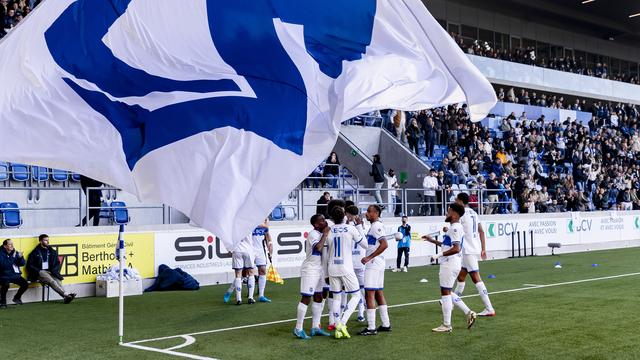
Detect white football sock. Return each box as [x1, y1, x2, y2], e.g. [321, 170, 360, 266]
[358, 288, 365, 318]
[331, 293, 343, 326]
[454, 281, 466, 296]
[327, 297, 335, 325]
[476, 282, 494, 311]
[451, 293, 471, 314]
[234, 277, 242, 302]
[295, 302, 307, 331]
[312, 301, 324, 329]
[441, 295, 453, 327]
[340, 292, 361, 325]
[340, 290, 348, 315]
[367, 308, 377, 330]
[378, 304, 390, 327]
[247, 275, 256, 299]
[258, 275, 267, 297]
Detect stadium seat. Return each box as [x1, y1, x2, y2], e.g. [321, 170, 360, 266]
[10, 163, 30, 182]
[270, 205, 285, 221]
[283, 206, 296, 220]
[71, 173, 81, 182]
[31, 166, 49, 183]
[0, 202, 23, 228]
[0, 162, 9, 183]
[110, 201, 130, 225]
[51, 169, 69, 183]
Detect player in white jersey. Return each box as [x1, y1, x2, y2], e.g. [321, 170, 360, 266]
[323, 199, 346, 331]
[230, 235, 255, 305]
[346, 205, 367, 322]
[250, 219, 273, 303]
[327, 206, 364, 339]
[294, 214, 332, 339]
[423, 203, 476, 332]
[359, 205, 391, 336]
[454, 193, 495, 316]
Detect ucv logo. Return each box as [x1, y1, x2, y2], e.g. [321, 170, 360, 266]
[44, 0, 376, 169]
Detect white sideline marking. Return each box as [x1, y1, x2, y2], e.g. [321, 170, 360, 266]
[523, 283, 543, 287]
[166, 336, 197, 351]
[121, 271, 640, 359]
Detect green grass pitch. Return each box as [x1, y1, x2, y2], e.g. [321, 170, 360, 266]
[2, 247, 640, 360]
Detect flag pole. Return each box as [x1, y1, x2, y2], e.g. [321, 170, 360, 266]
[117, 224, 125, 344]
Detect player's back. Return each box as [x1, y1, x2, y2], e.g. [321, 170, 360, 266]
[460, 207, 480, 255]
[327, 223, 359, 277]
[251, 226, 268, 250]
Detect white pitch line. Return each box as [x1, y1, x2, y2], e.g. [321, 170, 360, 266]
[523, 283, 543, 287]
[121, 271, 640, 358]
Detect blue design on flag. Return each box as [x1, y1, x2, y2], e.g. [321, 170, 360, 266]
[44, 0, 376, 169]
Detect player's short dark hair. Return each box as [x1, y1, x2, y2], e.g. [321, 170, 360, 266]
[345, 205, 359, 216]
[310, 214, 324, 227]
[368, 204, 381, 216]
[330, 206, 346, 224]
[327, 199, 346, 215]
[456, 192, 470, 205]
[345, 200, 355, 208]
[38, 234, 49, 242]
[2, 239, 10, 246]
[449, 203, 465, 217]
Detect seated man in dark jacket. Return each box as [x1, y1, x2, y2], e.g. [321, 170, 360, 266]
[26, 234, 76, 304]
[0, 239, 28, 308]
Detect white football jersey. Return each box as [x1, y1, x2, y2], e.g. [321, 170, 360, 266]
[441, 222, 464, 263]
[460, 207, 481, 255]
[327, 223, 362, 277]
[301, 229, 323, 274]
[233, 235, 254, 255]
[365, 221, 385, 258]
[250, 226, 268, 251]
[350, 223, 366, 270]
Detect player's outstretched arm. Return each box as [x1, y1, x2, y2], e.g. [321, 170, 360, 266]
[422, 235, 442, 246]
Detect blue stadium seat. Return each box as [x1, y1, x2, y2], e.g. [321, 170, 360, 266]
[51, 169, 69, 182]
[110, 201, 130, 225]
[0, 202, 22, 228]
[31, 166, 49, 182]
[10, 163, 30, 182]
[71, 173, 81, 182]
[270, 205, 285, 221]
[0, 162, 9, 182]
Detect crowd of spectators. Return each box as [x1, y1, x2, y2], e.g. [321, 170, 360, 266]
[383, 89, 640, 214]
[453, 33, 640, 85]
[1, 0, 39, 39]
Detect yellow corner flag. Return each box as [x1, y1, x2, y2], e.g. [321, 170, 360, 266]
[266, 263, 284, 284]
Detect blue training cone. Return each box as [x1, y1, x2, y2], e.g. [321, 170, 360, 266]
[487, 274, 496, 279]
[591, 263, 599, 267]
[554, 261, 562, 269]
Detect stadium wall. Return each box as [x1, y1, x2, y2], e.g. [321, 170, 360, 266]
[3, 211, 640, 302]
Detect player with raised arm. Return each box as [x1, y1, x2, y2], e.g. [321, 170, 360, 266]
[453, 193, 495, 316]
[294, 214, 332, 339]
[346, 205, 368, 321]
[327, 206, 363, 339]
[250, 219, 273, 303]
[359, 204, 391, 336]
[423, 203, 477, 332]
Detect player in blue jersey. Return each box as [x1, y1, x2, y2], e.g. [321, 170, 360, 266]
[453, 193, 495, 316]
[359, 205, 391, 336]
[294, 214, 332, 339]
[423, 203, 476, 332]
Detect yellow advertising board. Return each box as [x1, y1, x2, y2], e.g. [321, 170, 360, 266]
[10, 233, 154, 284]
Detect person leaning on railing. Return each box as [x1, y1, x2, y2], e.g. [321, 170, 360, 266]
[0, 239, 28, 308]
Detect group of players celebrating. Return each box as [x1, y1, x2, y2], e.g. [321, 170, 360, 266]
[225, 192, 496, 339]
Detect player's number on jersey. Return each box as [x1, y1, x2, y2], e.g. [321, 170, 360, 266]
[333, 237, 341, 257]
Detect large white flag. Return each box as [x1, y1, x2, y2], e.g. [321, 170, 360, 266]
[0, 0, 496, 248]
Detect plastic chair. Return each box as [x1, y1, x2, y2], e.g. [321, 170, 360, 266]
[0, 202, 22, 228]
[10, 163, 30, 182]
[270, 206, 285, 221]
[71, 173, 81, 182]
[51, 169, 69, 183]
[31, 166, 49, 182]
[0, 162, 9, 183]
[283, 206, 296, 220]
[110, 201, 130, 225]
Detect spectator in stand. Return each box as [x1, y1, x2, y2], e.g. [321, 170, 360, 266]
[370, 154, 385, 208]
[391, 110, 406, 143]
[405, 118, 420, 155]
[305, 163, 323, 188]
[0, 239, 28, 308]
[316, 192, 331, 217]
[385, 169, 401, 216]
[424, 117, 436, 157]
[322, 152, 340, 188]
[455, 156, 470, 185]
[26, 234, 76, 304]
[422, 169, 439, 216]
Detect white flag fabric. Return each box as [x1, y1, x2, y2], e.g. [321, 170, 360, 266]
[0, 0, 496, 248]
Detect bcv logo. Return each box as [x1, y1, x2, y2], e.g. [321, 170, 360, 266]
[566, 219, 592, 233]
[487, 222, 518, 237]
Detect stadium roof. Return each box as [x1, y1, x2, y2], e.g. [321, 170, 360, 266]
[454, 0, 640, 47]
